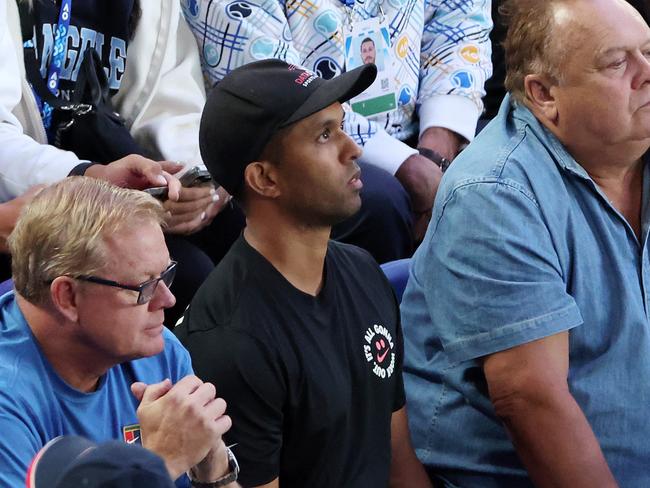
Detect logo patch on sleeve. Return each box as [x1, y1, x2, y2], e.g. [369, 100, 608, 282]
[363, 324, 395, 379]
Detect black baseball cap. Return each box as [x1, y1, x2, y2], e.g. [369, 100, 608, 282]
[199, 59, 377, 195]
[26, 436, 175, 488]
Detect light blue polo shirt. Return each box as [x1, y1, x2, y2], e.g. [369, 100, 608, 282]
[402, 94, 650, 487]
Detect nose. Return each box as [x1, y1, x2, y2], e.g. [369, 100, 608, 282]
[148, 281, 176, 311]
[632, 50, 650, 89]
[343, 133, 362, 163]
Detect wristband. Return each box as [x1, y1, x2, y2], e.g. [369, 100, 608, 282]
[417, 147, 452, 172]
[68, 162, 97, 176]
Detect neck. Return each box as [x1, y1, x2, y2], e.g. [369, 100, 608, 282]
[244, 212, 330, 296]
[17, 295, 108, 393]
[530, 102, 649, 179]
[536, 113, 648, 238]
[566, 139, 647, 182]
[568, 143, 645, 239]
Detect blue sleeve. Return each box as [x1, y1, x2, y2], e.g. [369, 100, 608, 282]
[0, 395, 43, 487]
[413, 179, 583, 364]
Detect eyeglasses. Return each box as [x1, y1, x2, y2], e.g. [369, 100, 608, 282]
[74, 261, 177, 305]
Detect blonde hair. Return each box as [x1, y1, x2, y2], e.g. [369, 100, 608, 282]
[9, 177, 166, 305]
[501, 0, 572, 104]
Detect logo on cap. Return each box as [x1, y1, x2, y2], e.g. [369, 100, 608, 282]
[294, 71, 317, 87]
[122, 424, 142, 445]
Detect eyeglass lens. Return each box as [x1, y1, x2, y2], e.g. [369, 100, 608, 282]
[137, 264, 177, 305]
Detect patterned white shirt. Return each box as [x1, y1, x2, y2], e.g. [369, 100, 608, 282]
[182, 0, 492, 173]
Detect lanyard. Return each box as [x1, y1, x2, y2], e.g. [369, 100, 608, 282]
[339, 0, 385, 31]
[42, 0, 72, 129]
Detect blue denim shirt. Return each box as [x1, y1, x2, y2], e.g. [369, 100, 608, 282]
[402, 94, 650, 487]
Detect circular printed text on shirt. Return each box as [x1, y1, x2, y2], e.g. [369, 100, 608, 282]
[363, 324, 395, 379]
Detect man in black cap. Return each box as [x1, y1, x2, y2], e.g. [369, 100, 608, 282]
[174, 60, 431, 488]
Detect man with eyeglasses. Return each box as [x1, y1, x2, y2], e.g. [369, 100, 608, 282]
[0, 177, 240, 488]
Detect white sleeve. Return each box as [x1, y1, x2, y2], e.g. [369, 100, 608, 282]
[116, 0, 207, 167]
[188, 0, 414, 174]
[0, 0, 82, 202]
[418, 0, 493, 142]
[343, 108, 417, 175]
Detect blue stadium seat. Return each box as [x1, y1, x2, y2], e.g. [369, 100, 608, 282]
[0, 279, 12, 296]
[380, 258, 411, 303]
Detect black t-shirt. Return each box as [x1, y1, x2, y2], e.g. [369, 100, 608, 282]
[30, 0, 135, 99]
[174, 237, 405, 487]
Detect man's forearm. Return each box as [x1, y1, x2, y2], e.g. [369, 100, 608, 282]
[498, 390, 617, 487]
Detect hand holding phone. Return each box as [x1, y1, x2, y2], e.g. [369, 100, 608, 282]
[179, 166, 212, 187]
[143, 166, 212, 200]
[143, 186, 169, 199]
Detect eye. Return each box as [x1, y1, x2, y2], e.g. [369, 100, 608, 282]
[609, 58, 626, 69]
[318, 128, 331, 143]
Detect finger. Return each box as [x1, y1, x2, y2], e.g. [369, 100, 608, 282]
[167, 374, 205, 396]
[177, 185, 214, 202]
[137, 378, 173, 404]
[164, 196, 213, 217]
[131, 382, 147, 402]
[162, 171, 181, 202]
[186, 212, 214, 234]
[159, 161, 185, 175]
[165, 212, 206, 235]
[213, 414, 233, 437]
[215, 186, 230, 200]
[190, 382, 218, 407]
[130, 158, 168, 187]
[204, 201, 223, 221]
[204, 396, 228, 419]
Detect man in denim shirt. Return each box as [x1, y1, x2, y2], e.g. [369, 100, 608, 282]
[401, 0, 650, 486]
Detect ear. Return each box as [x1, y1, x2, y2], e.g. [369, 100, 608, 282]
[49, 276, 81, 323]
[523, 74, 559, 124]
[243, 161, 282, 199]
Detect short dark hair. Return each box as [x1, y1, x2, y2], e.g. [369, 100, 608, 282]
[361, 37, 375, 46]
[234, 125, 291, 209]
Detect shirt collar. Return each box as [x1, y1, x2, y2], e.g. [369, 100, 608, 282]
[507, 94, 650, 178]
[507, 95, 594, 180]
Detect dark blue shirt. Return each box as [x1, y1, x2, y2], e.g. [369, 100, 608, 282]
[31, 0, 135, 96]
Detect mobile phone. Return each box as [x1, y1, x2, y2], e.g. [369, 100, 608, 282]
[179, 166, 212, 187]
[143, 186, 168, 199]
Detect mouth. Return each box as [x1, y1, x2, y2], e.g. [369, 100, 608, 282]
[349, 169, 363, 190]
[144, 324, 164, 335]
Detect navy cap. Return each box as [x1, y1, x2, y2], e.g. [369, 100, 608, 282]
[199, 59, 377, 195]
[26, 436, 175, 488]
